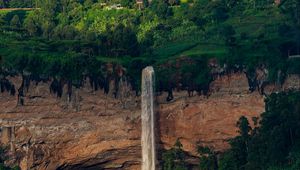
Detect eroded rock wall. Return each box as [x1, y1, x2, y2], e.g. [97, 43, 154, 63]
[0, 73, 299, 170]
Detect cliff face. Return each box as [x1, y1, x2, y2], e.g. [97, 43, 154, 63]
[0, 73, 299, 170]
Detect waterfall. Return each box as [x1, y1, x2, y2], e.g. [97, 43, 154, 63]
[141, 66, 157, 170]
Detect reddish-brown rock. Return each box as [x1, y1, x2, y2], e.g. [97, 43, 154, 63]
[0, 72, 299, 169]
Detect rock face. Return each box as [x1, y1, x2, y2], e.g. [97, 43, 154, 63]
[0, 73, 299, 170]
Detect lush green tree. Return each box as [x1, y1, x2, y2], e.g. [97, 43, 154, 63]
[23, 12, 39, 36]
[218, 116, 252, 169]
[156, 65, 176, 101]
[0, 17, 5, 26]
[8, 0, 34, 8]
[10, 15, 21, 28]
[162, 139, 188, 170]
[52, 24, 76, 39]
[150, 0, 172, 19]
[168, 0, 180, 6]
[237, 116, 251, 139]
[121, 0, 135, 8]
[142, 0, 149, 8]
[218, 151, 239, 170]
[219, 91, 300, 170]
[0, 0, 9, 8]
[83, 0, 95, 8]
[220, 25, 236, 45]
[212, 6, 228, 22]
[108, 24, 139, 56]
[41, 21, 55, 39]
[198, 146, 218, 170]
[187, 0, 209, 27]
[38, 0, 58, 38]
[224, 0, 238, 8]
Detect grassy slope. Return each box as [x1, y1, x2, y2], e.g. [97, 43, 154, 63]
[152, 6, 287, 63]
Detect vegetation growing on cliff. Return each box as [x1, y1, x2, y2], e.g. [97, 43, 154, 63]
[218, 91, 300, 170]
[0, 0, 300, 99]
[162, 139, 188, 170]
[0, 147, 19, 170]
[163, 91, 300, 169]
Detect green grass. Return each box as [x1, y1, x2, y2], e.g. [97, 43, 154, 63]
[0, 10, 10, 20]
[0, 31, 132, 73]
[152, 36, 228, 64]
[180, 0, 189, 3]
[179, 43, 227, 58]
[225, 7, 285, 38]
[154, 41, 198, 58]
[96, 55, 131, 64]
[151, 7, 286, 64]
[0, 10, 10, 14]
[0, 9, 31, 25]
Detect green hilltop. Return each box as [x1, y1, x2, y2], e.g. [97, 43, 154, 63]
[0, 0, 299, 94]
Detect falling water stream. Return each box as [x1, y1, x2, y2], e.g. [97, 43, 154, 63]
[141, 66, 157, 170]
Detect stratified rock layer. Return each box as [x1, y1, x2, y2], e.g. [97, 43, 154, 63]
[0, 73, 299, 170]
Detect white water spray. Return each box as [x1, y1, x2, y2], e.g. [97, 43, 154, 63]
[141, 66, 157, 170]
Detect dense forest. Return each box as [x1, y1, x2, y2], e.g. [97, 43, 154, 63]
[0, 0, 35, 8]
[0, 0, 299, 100]
[0, 0, 300, 169]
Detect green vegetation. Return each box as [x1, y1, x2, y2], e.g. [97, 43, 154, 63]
[0, 147, 19, 170]
[0, 0, 299, 99]
[0, 0, 35, 8]
[218, 91, 300, 170]
[162, 139, 188, 170]
[164, 91, 300, 169]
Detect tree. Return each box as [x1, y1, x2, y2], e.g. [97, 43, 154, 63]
[218, 151, 239, 170]
[83, 0, 95, 9]
[143, 0, 149, 8]
[0, 0, 9, 8]
[219, 91, 300, 169]
[218, 116, 251, 170]
[162, 139, 187, 170]
[24, 13, 39, 36]
[220, 25, 236, 46]
[237, 116, 251, 139]
[109, 24, 139, 56]
[156, 66, 176, 101]
[212, 6, 228, 22]
[10, 15, 21, 29]
[42, 21, 55, 39]
[168, 0, 180, 6]
[8, 0, 34, 8]
[186, 0, 209, 27]
[150, 0, 172, 19]
[38, 0, 58, 38]
[120, 0, 135, 8]
[198, 146, 218, 170]
[0, 17, 5, 27]
[224, 0, 238, 8]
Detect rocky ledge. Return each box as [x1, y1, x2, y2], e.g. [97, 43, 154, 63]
[0, 72, 299, 170]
